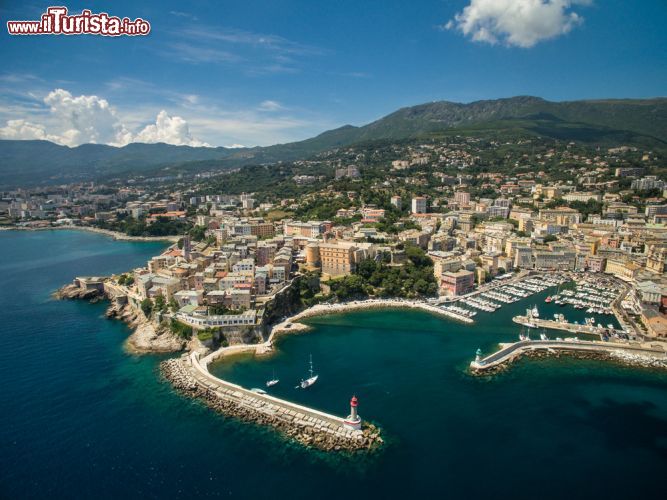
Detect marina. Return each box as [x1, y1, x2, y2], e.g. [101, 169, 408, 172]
[445, 272, 572, 319]
[435, 273, 640, 346]
[513, 314, 629, 340]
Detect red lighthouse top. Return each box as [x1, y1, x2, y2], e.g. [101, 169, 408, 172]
[350, 395, 358, 407]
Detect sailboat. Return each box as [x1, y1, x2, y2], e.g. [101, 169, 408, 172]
[531, 305, 540, 318]
[266, 370, 279, 388]
[523, 308, 537, 328]
[298, 355, 318, 389]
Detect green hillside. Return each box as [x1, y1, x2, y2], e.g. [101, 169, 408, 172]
[1, 96, 665, 187]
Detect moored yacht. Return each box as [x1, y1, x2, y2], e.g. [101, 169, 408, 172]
[298, 354, 318, 389]
[266, 370, 279, 388]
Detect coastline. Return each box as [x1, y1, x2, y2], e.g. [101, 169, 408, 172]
[1, 224, 180, 242]
[268, 298, 472, 342]
[54, 281, 185, 354]
[186, 299, 470, 364]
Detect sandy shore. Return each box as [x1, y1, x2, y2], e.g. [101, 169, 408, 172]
[2, 225, 180, 242]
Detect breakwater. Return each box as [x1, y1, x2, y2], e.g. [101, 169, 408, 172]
[470, 339, 667, 374]
[161, 352, 383, 452]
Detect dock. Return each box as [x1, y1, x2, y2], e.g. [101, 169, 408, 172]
[512, 315, 612, 337]
[160, 350, 382, 452]
[470, 339, 667, 372]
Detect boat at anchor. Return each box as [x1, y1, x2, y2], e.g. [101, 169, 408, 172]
[297, 354, 318, 389]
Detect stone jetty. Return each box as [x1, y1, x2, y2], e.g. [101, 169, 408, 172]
[161, 353, 383, 452]
[470, 339, 667, 375]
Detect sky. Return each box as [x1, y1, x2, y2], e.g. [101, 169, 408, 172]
[0, 0, 665, 148]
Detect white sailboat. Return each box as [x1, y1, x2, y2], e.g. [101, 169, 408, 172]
[266, 370, 279, 388]
[298, 355, 318, 389]
[523, 308, 537, 328]
[531, 305, 540, 318]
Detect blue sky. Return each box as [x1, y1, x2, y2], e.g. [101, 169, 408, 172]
[1, 0, 665, 147]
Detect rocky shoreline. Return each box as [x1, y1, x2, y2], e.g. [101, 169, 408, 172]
[53, 282, 104, 302]
[161, 357, 383, 453]
[54, 282, 184, 353]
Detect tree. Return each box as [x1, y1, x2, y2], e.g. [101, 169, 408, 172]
[140, 298, 153, 318]
[154, 294, 167, 312]
[170, 319, 192, 339]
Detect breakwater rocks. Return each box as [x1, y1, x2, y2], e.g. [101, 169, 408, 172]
[608, 350, 667, 369]
[161, 357, 383, 453]
[470, 346, 667, 376]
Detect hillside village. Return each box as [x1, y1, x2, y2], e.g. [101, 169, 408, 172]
[3, 136, 666, 343]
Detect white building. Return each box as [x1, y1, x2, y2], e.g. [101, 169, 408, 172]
[411, 197, 427, 214]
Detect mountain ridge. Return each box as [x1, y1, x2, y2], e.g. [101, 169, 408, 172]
[1, 95, 666, 187]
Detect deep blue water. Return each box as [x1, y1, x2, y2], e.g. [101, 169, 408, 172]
[1, 230, 666, 499]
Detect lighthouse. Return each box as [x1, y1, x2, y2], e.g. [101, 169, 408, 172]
[475, 348, 482, 363]
[344, 395, 362, 430]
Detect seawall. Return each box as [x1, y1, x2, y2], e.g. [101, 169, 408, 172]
[161, 352, 383, 452]
[470, 339, 667, 374]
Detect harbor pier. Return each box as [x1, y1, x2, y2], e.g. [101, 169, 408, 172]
[470, 339, 667, 373]
[161, 351, 382, 452]
[513, 315, 614, 337]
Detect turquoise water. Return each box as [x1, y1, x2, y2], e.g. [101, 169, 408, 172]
[1, 230, 666, 499]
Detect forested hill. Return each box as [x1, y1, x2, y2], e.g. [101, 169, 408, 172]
[1, 96, 665, 187]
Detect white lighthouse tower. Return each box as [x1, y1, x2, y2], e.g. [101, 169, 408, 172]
[343, 395, 362, 430]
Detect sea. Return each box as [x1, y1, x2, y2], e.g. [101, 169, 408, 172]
[1, 230, 666, 499]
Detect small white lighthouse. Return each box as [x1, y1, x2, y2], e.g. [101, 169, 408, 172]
[343, 395, 362, 430]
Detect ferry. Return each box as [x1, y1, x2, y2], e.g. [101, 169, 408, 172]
[298, 354, 318, 389]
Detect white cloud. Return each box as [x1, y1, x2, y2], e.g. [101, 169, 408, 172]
[0, 119, 49, 141]
[0, 89, 209, 147]
[134, 110, 210, 147]
[446, 0, 589, 48]
[258, 100, 283, 111]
